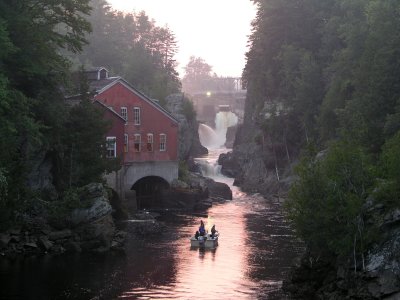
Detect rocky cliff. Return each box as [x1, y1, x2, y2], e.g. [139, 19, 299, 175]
[219, 99, 293, 199]
[220, 94, 400, 299]
[0, 183, 126, 256]
[164, 93, 208, 160]
[283, 200, 400, 299]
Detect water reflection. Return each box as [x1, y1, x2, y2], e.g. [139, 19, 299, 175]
[118, 193, 301, 299]
[0, 149, 302, 300]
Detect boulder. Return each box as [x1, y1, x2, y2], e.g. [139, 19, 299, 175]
[70, 196, 112, 226]
[23, 242, 38, 249]
[218, 152, 240, 178]
[0, 234, 10, 249]
[171, 179, 190, 190]
[80, 182, 105, 199]
[205, 179, 232, 200]
[37, 236, 54, 251]
[75, 214, 115, 252]
[64, 241, 82, 253]
[49, 229, 73, 241]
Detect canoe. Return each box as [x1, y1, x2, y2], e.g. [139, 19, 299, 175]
[190, 233, 219, 248]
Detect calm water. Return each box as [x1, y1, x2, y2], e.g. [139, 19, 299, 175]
[0, 149, 302, 300]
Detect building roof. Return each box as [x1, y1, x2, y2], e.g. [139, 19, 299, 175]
[91, 77, 179, 124]
[93, 100, 126, 123]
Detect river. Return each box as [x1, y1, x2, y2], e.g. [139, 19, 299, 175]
[0, 148, 302, 300]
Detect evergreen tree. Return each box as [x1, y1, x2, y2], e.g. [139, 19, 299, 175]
[75, 1, 181, 101]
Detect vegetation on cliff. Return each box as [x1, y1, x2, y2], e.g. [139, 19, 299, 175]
[0, 0, 182, 231]
[242, 0, 400, 295]
[71, 0, 182, 102]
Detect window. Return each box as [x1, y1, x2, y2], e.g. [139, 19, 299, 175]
[134, 134, 141, 152]
[124, 134, 128, 153]
[133, 107, 141, 125]
[147, 133, 153, 152]
[159, 134, 166, 151]
[121, 107, 127, 121]
[106, 137, 116, 158]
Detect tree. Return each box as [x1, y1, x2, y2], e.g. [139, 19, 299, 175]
[181, 56, 214, 94]
[75, 2, 181, 101]
[285, 141, 374, 267]
[0, 0, 92, 226]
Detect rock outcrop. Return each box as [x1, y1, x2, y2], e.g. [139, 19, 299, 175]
[282, 196, 400, 299]
[225, 124, 238, 148]
[164, 93, 208, 160]
[159, 172, 232, 212]
[0, 183, 126, 257]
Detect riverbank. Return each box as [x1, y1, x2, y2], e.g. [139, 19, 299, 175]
[218, 141, 400, 299]
[0, 183, 126, 258]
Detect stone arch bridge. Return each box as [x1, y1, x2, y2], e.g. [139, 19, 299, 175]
[105, 161, 178, 211]
[188, 78, 246, 127]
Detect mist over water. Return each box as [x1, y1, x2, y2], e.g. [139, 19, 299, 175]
[198, 111, 238, 149]
[198, 123, 220, 149]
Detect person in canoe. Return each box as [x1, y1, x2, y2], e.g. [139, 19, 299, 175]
[199, 220, 206, 236]
[210, 224, 217, 238]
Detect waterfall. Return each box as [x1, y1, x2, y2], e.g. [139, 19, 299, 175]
[214, 111, 238, 147]
[198, 111, 238, 150]
[198, 123, 220, 149]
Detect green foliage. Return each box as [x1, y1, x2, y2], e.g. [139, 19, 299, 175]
[0, 168, 7, 203]
[181, 56, 214, 93]
[285, 141, 374, 259]
[73, 2, 181, 100]
[54, 99, 119, 189]
[182, 97, 197, 121]
[373, 131, 400, 208]
[47, 188, 80, 229]
[178, 161, 190, 182]
[0, 0, 93, 227]
[246, 0, 400, 267]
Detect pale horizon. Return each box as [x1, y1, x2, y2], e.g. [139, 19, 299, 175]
[107, 0, 257, 78]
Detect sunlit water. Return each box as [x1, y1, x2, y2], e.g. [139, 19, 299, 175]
[0, 148, 302, 300]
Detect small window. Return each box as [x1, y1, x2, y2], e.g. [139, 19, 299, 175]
[133, 107, 141, 125]
[134, 134, 141, 152]
[121, 107, 127, 121]
[124, 134, 128, 153]
[106, 137, 116, 158]
[99, 68, 108, 79]
[147, 133, 153, 152]
[159, 134, 166, 151]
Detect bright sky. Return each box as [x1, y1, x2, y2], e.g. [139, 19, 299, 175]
[107, 0, 257, 78]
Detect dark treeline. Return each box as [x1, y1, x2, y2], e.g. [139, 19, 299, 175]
[0, 0, 183, 229]
[71, 0, 181, 102]
[245, 0, 400, 275]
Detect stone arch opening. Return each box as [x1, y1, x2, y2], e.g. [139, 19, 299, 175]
[132, 176, 170, 210]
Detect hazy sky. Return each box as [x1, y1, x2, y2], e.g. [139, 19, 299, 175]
[107, 0, 257, 78]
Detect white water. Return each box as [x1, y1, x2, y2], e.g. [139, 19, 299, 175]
[198, 111, 238, 149]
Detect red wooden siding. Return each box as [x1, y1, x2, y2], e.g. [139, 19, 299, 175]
[93, 101, 125, 160]
[95, 82, 178, 163]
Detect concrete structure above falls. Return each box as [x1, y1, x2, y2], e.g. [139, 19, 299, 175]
[189, 80, 246, 128]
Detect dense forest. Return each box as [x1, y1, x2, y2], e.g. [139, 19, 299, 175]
[2, 0, 400, 295]
[0, 0, 184, 229]
[242, 0, 400, 296]
[71, 0, 182, 102]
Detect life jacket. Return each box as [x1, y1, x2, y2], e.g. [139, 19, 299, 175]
[199, 225, 205, 234]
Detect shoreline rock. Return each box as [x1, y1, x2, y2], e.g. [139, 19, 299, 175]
[0, 183, 127, 258]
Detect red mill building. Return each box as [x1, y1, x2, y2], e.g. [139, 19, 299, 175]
[86, 67, 179, 209]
